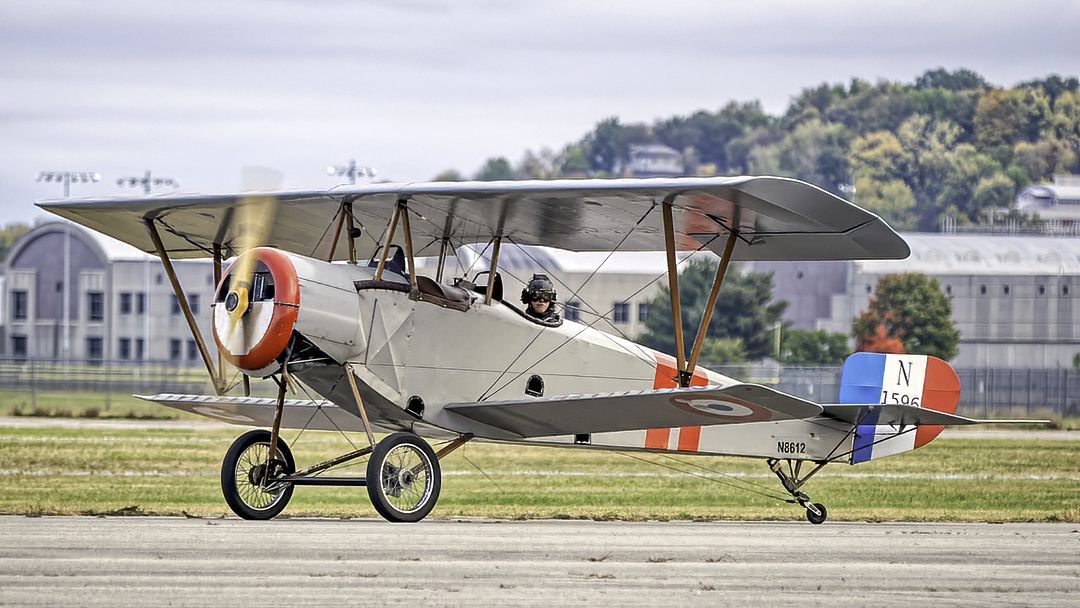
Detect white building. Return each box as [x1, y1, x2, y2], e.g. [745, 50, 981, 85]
[618, 143, 685, 178]
[1017, 175, 1080, 221]
[748, 233, 1080, 368]
[2, 221, 217, 362]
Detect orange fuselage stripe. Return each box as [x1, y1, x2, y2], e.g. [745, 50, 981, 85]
[648, 354, 708, 451]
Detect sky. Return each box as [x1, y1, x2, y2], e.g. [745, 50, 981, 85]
[1, 0, 1078, 224]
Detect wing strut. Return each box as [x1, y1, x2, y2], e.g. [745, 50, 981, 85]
[661, 202, 740, 387]
[686, 228, 739, 379]
[145, 218, 225, 395]
[661, 202, 687, 375]
[373, 201, 402, 280]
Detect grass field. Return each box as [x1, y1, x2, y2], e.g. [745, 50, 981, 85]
[0, 423, 1076, 522]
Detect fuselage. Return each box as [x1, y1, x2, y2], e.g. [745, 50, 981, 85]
[213, 249, 857, 461]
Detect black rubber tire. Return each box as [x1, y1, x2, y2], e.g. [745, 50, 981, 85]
[366, 432, 441, 523]
[806, 502, 828, 525]
[221, 430, 296, 520]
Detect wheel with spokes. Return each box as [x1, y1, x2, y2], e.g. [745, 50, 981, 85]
[366, 432, 441, 522]
[221, 430, 295, 520]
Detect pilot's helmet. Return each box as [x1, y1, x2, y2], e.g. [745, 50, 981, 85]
[521, 274, 557, 305]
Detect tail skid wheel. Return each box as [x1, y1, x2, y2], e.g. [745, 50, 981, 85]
[805, 502, 827, 525]
[221, 430, 295, 520]
[366, 432, 441, 523]
[768, 458, 829, 525]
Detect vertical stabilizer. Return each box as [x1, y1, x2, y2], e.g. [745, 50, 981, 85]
[839, 352, 960, 463]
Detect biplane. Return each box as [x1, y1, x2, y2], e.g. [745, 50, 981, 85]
[39, 175, 1043, 524]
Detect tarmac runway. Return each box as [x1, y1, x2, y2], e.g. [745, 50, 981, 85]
[0, 516, 1077, 607]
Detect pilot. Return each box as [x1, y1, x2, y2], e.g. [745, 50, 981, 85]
[521, 274, 560, 323]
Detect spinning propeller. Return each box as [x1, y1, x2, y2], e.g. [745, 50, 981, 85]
[217, 167, 283, 355]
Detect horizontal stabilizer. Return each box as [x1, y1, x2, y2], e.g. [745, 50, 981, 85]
[446, 383, 823, 438]
[822, 403, 1048, 426]
[137, 393, 373, 432]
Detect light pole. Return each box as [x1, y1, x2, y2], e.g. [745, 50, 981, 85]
[327, 160, 376, 184]
[117, 170, 179, 194]
[36, 170, 101, 197]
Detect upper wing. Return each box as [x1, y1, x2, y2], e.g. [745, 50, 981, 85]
[445, 383, 823, 438]
[38, 176, 909, 262]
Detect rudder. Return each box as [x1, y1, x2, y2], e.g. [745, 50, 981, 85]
[839, 352, 960, 463]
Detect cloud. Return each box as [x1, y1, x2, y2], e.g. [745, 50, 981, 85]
[1, 0, 1078, 222]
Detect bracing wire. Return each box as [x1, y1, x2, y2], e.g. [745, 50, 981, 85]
[617, 451, 792, 503]
[478, 233, 721, 401]
[474, 203, 660, 401]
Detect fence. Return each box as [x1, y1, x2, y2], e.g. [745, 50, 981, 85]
[0, 358, 1076, 418]
[700, 363, 1079, 418]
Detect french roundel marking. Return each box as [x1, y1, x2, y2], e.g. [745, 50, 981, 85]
[673, 397, 755, 417]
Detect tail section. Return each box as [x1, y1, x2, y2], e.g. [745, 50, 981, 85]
[838, 352, 960, 463]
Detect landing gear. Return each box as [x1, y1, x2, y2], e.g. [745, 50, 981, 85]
[805, 502, 827, 525]
[768, 458, 829, 525]
[221, 429, 296, 520]
[367, 432, 442, 523]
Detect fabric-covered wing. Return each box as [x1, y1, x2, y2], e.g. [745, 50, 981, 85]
[821, 403, 1049, 426]
[445, 383, 824, 438]
[38, 176, 909, 262]
[138, 393, 382, 432]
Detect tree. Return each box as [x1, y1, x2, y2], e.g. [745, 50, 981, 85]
[432, 169, 464, 181]
[914, 68, 989, 91]
[779, 328, 849, 364]
[639, 260, 787, 361]
[974, 88, 1051, 160]
[0, 222, 31, 262]
[774, 119, 852, 193]
[852, 273, 960, 360]
[474, 157, 515, 181]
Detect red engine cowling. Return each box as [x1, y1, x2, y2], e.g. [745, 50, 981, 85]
[212, 247, 300, 376]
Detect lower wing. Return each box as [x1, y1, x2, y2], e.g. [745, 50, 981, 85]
[445, 383, 823, 438]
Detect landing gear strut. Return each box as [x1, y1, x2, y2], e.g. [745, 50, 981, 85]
[768, 458, 829, 525]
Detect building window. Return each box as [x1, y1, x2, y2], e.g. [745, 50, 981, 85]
[118, 338, 131, 360]
[135, 338, 145, 361]
[564, 300, 581, 322]
[86, 337, 104, 361]
[638, 302, 648, 322]
[11, 336, 27, 358]
[187, 340, 198, 361]
[156, 273, 163, 285]
[1003, 285, 1010, 295]
[87, 292, 105, 322]
[119, 292, 132, 314]
[613, 302, 630, 324]
[188, 294, 200, 315]
[171, 295, 181, 315]
[169, 339, 181, 361]
[1064, 285, 1071, 296]
[979, 285, 987, 295]
[944, 285, 951, 296]
[136, 292, 146, 314]
[1039, 285, 1046, 296]
[12, 290, 28, 321]
[865, 285, 872, 294]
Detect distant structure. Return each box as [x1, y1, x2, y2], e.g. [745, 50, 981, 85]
[1, 222, 216, 362]
[748, 233, 1080, 368]
[1017, 175, 1080, 220]
[619, 143, 685, 177]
